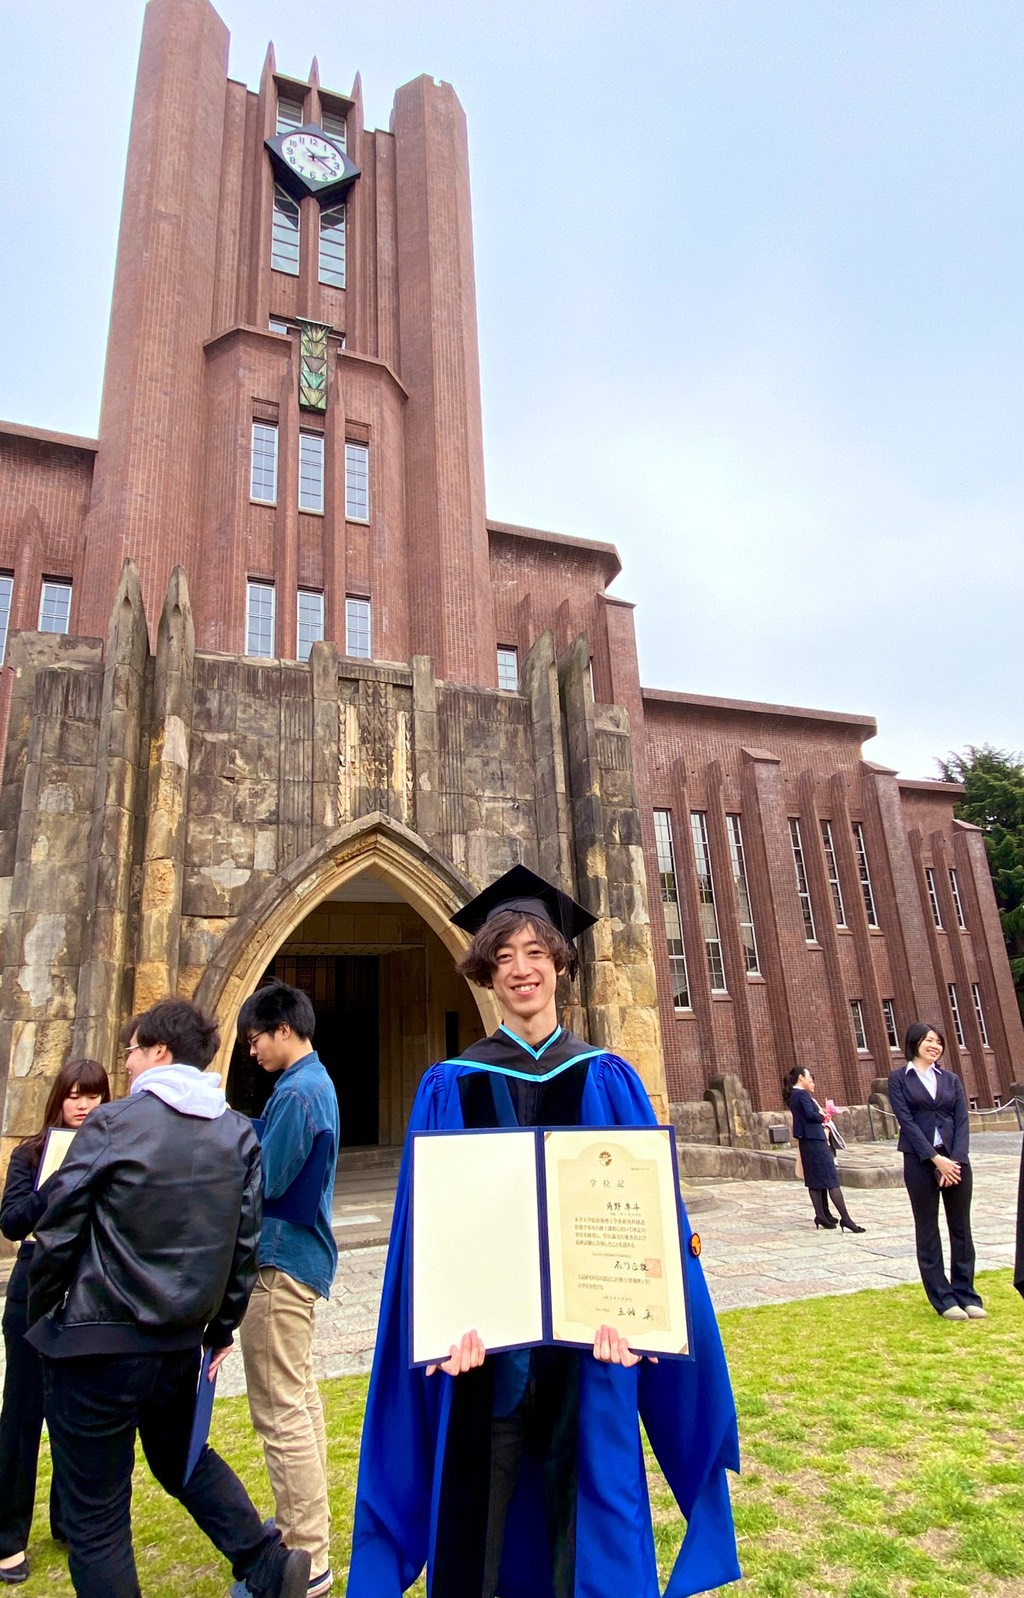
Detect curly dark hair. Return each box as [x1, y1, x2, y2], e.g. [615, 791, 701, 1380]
[121, 998, 221, 1070]
[455, 909, 578, 986]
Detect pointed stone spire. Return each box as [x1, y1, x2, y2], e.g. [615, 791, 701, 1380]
[350, 70, 364, 120]
[106, 557, 147, 672]
[261, 40, 277, 90]
[134, 564, 196, 1013]
[309, 55, 321, 89]
[154, 565, 195, 720]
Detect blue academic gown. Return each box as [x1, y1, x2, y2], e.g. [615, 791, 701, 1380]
[346, 1032, 740, 1598]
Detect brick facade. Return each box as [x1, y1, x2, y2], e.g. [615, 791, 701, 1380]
[0, 0, 1020, 1160]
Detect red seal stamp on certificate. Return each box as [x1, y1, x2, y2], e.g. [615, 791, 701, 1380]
[689, 1233, 702, 1257]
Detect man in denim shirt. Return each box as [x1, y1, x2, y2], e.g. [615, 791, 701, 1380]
[238, 982, 340, 1598]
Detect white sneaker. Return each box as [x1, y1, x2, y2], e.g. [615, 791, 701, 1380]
[307, 1570, 333, 1598]
[941, 1306, 969, 1321]
[964, 1305, 987, 1319]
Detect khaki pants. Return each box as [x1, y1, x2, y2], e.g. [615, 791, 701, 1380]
[240, 1266, 330, 1576]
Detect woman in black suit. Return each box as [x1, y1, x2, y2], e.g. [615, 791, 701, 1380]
[887, 1022, 984, 1321]
[0, 1057, 110, 1584]
[783, 1067, 865, 1232]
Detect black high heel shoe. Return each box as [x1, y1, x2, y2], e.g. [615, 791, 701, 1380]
[814, 1216, 838, 1229]
[839, 1218, 865, 1233]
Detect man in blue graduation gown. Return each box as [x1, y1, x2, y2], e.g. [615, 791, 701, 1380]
[347, 867, 740, 1598]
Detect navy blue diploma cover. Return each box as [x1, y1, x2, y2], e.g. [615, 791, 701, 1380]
[184, 1348, 217, 1483]
[251, 1121, 333, 1228]
[409, 1124, 692, 1369]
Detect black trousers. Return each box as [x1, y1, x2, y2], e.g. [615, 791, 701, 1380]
[481, 1350, 577, 1598]
[902, 1151, 982, 1314]
[41, 1348, 290, 1598]
[0, 1290, 63, 1555]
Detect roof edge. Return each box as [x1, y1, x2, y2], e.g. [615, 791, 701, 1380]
[0, 419, 99, 453]
[487, 519, 621, 578]
[641, 685, 877, 734]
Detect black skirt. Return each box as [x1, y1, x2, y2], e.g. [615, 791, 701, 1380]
[799, 1136, 839, 1189]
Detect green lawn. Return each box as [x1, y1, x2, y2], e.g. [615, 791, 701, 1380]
[24, 1269, 1024, 1596]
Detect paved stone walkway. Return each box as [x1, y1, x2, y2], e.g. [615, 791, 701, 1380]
[211, 1130, 1023, 1397]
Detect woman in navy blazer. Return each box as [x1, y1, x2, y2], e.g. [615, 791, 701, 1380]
[887, 1022, 985, 1320]
[783, 1067, 864, 1232]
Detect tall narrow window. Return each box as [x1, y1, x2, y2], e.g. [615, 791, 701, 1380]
[320, 107, 347, 150]
[345, 441, 369, 520]
[852, 822, 879, 928]
[271, 185, 300, 275]
[850, 999, 868, 1051]
[0, 573, 13, 664]
[39, 580, 71, 634]
[725, 814, 759, 975]
[653, 810, 691, 1010]
[882, 998, 899, 1050]
[299, 433, 325, 513]
[949, 869, 967, 929]
[345, 596, 371, 659]
[297, 590, 324, 662]
[276, 90, 304, 133]
[690, 812, 726, 992]
[947, 983, 965, 1047]
[246, 581, 275, 657]
[496, 647, 518, 690]
[250, 421, 278, 503]
[971, 983, 989, 1047]
[819, 820, 847, 927]
[925, 867, 943, 929]
[789, 818, 816, 942]
[319, 204, 346, 288]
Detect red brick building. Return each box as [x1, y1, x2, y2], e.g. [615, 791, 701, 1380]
[0, 0, 1019, 1146]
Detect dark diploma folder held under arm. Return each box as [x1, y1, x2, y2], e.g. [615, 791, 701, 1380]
[250, 1121, 334, 1228]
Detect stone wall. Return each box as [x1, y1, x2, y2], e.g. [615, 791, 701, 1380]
[0, 565, 669, 1165]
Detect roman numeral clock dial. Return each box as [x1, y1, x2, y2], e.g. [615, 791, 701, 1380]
[265, 122, 361, 201]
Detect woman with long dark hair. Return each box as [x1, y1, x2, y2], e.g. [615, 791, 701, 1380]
[0, 1056, 110, 1584]
[783, 1066, 865, 1232]
[887, 1022, 984, 1320]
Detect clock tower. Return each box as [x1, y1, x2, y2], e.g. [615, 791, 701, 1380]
[73, 0, 497, 685]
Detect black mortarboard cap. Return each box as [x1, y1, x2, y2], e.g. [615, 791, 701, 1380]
[450, 864, 597, 943]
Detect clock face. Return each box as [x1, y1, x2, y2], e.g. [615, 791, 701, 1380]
[280, 132, 346, 185]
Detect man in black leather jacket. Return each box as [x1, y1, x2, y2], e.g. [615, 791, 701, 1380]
[26, 998, 311, 1598]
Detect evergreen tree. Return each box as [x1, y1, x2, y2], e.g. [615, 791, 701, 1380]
[938, 744, 1024, 1019]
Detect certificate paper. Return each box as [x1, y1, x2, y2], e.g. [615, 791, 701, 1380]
[36, 1127, 77, 1187]
[410, 1130, 544, 1366]
[410, 1125, 690, 1365]
[544, 1128, 688, 1356]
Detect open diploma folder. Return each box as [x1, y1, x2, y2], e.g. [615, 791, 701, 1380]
[409, 1126, 691, 1366]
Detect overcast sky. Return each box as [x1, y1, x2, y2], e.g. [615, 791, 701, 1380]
[1, 1, 1021, 778]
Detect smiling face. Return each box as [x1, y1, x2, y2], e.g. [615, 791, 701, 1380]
[489, 922, 562, 1038]
[61, 1082, 104, 1128]
[796, 1068, 815, 1094]
[915, 1028, 944, 1066]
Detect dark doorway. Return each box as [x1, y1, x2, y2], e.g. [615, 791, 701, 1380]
[225, 954, 380, 1146]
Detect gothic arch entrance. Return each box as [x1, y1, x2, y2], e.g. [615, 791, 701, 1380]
[194, 815, 498, 1145]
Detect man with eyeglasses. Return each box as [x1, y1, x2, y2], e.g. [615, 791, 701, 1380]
[26, 997, 311, 1598]
[234, 981, 340, 1598]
